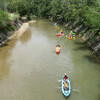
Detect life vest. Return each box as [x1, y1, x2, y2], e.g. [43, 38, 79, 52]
[56, 47, 61, 53]
[65, 82, 68, 88]
[64, 75, 68, 80]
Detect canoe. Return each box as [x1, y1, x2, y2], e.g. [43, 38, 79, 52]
[56, 34, 60, 36]
[61, 75, 71, 97]
[56, 33, 64, 36]
[68, 37, 72, 40]
[56, 50, 60, 54]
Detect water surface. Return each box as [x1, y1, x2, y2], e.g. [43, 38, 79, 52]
[0, 19, 100, 100]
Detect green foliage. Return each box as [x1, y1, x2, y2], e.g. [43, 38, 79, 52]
[50, 0, 62, 20]
[0, 0, 100, 40]
[0, 0, 4, 10]
[0, 9, 10, 28]
[28, 0, 51, 18]
[8, 0, 30, 16]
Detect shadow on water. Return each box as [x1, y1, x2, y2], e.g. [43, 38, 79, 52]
[73, 41, 100, 64]
[84, 55, 100, 64]
[0, 43, 9, 47]
[0, 39, 17, 82]
[97, 94, 100, 100]
[73, 41, 91, 51]
[74, 45, 89, 51]
[0, 40, 11, 47]
[74, 41, 85, 45]
[63, 94, 70, 99]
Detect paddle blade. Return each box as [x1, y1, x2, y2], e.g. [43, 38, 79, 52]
[55, 87, 61, 89]
[57, 80, 62, 82]
[52, 47, 55, 49]
[72, 89, 79, 92]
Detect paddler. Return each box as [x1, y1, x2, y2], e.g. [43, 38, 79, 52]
[71, 31, 76, 37]
[55, 23, 59, 29]
[71, 31, 76, 40]
[55, 44, 61, 53]
[60, 29, 64, 34]
[69, 33, 72, 38]
[59, 29, 63, 33]
[64, 73, 68, 80]
[64, 81, 69, 90]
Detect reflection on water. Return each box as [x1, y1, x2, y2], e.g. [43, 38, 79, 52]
[0, 39, 17, 82]
[19, 30, 31, 44]
[0, 19, 99, 100]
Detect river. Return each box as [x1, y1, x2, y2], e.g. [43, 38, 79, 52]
[0, 19, 100, 100]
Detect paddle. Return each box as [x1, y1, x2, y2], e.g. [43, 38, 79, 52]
[57, 80, 62, 82]
[52, 47, 56, 49]
[52, 46, 65, 49]
[72, 89, 79, 92]
[56, 87, 79, 92]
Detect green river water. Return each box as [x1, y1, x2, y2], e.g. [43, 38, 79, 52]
[0, 19, 100, 100]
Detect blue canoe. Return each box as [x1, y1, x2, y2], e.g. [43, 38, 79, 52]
[61, 75, 71, 97]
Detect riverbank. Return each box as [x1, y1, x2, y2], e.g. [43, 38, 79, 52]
[0, 19, 36, 46]
[63, 21, 100, 61]
[15, 20, 36, 39]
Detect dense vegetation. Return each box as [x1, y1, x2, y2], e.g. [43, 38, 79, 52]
[0, 0, 100, 56]
[0, 9, 10, 29]
[1, 0, 100, 33]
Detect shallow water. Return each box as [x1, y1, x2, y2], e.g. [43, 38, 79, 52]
[0, 19, 100, 100]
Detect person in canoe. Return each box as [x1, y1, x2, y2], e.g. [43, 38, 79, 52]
[71, 31, 76, 36]
[57, 29, 64, 36]
[64, 81, 69, 90]
[64, 73, 68, 80]
[60, 29, 64, 35]
[55, 23, 59, 29]
[59, 29, 64, 34]
[59, 29, 63, 32]
[71, 31, 76, 40]
[68, 33, 72, 40]
[69, 33, 72, 38]
[55, 44, 61, 54]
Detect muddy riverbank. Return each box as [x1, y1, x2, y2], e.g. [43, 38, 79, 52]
[0, 19, 36, 46]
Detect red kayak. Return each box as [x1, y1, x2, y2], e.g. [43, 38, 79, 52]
[56, 33, 64, 37]
[56, 34, 60, 36]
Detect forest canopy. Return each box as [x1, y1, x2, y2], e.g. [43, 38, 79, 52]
[0, 0, 100, 35]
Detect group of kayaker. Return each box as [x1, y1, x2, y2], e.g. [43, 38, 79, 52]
[55, 23, 76, 40]
[54, 23, 71, 96]
[54, 23, 76, 54]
